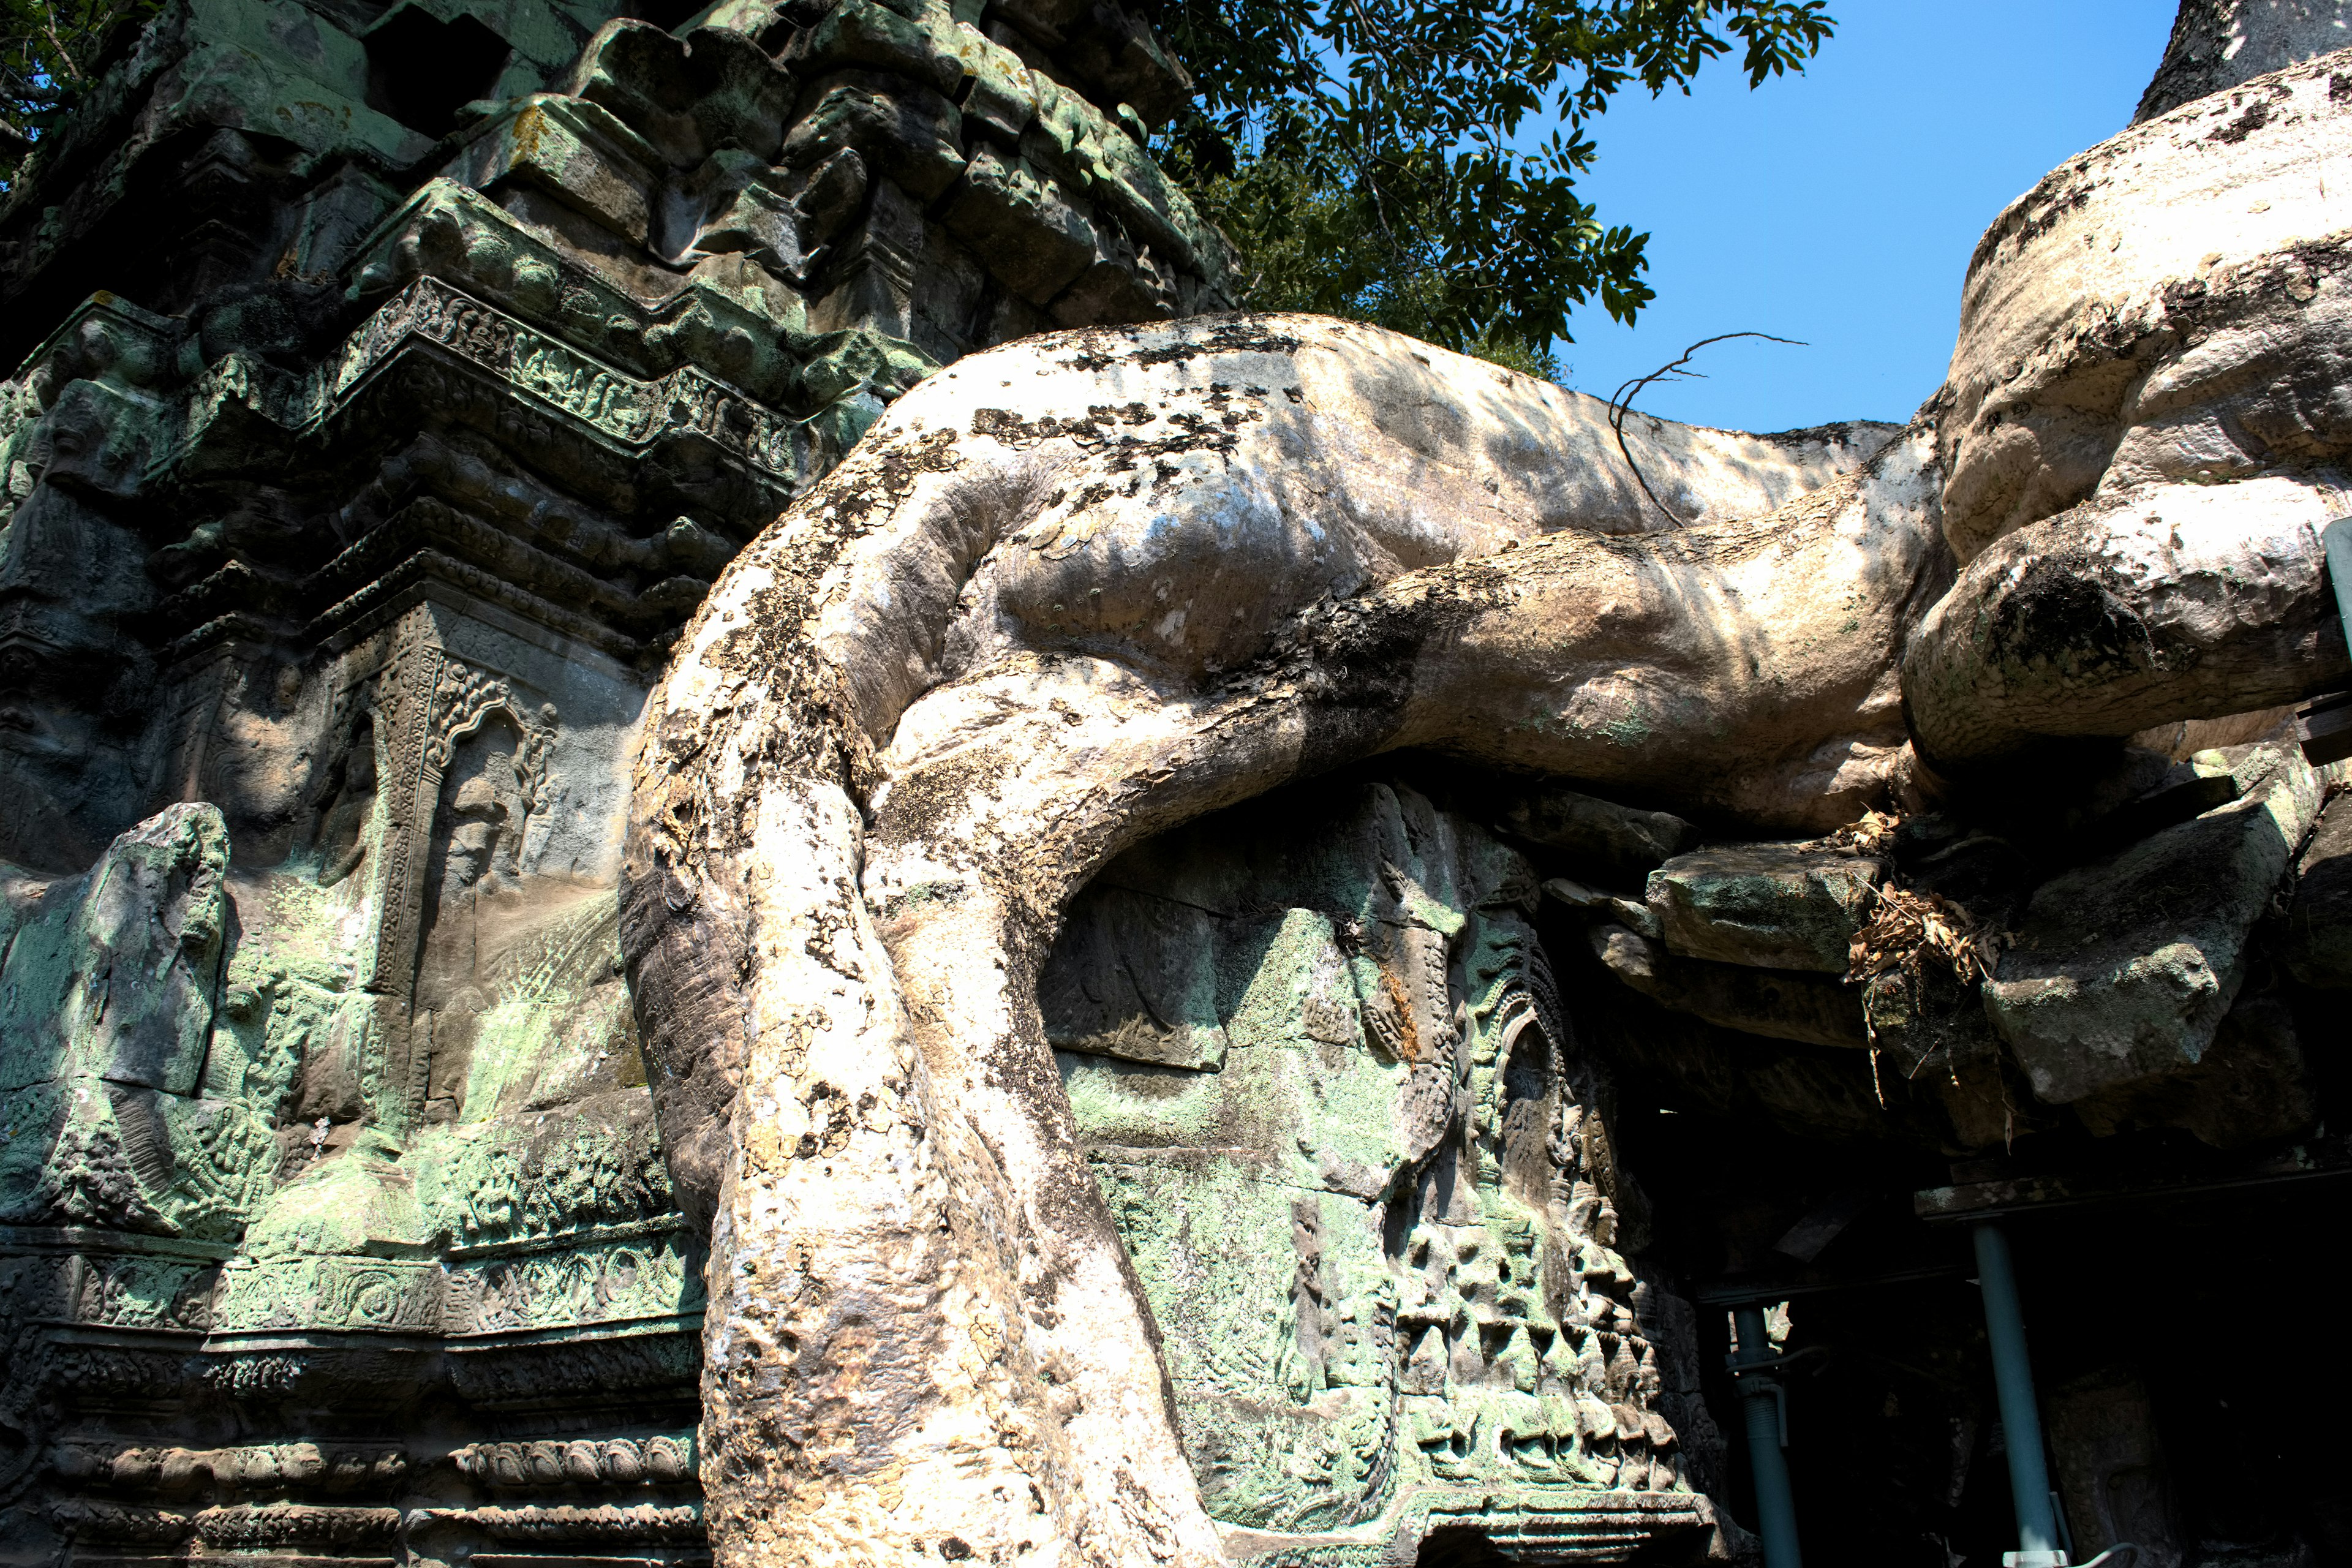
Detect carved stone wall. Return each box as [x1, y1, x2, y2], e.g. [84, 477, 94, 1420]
[1042, 780, 1730, 1562]
[0, 0, 1226, 1556]
[17, 0, 2352, 1562]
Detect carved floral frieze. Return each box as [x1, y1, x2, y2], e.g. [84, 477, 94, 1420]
[211, 1255, 442, 1334]
[447, 1229, 703, 1335]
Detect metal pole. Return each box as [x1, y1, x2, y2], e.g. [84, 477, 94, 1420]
[2323, 515, 2352, 644]
[1972, 1220, 2065, 1567]
[1730, 1303, 1802, 1568]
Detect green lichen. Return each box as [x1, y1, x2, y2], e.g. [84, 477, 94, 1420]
[1054, 783, 1689, 1539]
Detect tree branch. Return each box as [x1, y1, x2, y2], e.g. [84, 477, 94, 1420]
[1607, 330, 1804, 526]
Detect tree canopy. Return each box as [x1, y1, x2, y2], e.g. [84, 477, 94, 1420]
[1153, 0, 1834, 375]
[0, 0, 154, 172]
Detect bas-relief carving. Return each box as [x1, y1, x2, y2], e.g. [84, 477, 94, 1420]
[0, 598, 702, 1551]
[1045, 783, 1720, 1561]
[0, 804, 275, 1242]
[0, 16, 1234, 1550]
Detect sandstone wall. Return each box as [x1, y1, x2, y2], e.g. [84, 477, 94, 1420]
[0, 0, 1227, 1555]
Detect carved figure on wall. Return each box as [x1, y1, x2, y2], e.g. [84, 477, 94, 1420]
[1043, 782, 1724, 1559]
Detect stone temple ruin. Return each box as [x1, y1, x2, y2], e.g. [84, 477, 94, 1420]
[4, 0, 2352, 1562]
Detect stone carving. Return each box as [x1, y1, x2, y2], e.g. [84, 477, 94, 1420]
[447, 1227, 705, 1335]
[453, 1431, 698, 1488]
[0, 0, 1216, 1550]
[1046, 782, 1721, 1559]
[4, 0, 2351, 1559]
[451, 1501, 707, 1542]
[0, 804, 283, 1242]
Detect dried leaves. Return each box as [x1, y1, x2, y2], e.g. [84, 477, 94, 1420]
[1823, 807, 1900, 857]
[1826, 811, 2011, 1106]
[1847, 882, 2005, 992]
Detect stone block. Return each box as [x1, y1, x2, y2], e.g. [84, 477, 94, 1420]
[788, 146, 869, 244]
[783, 0, 965, 98]
[808, 176, 924, 337]
[1039, 884, 1227, 1069]
[1076, 112, 1208, 268]
[1986, 745, 2320, 1104]
[685, 154, 810, 278]
[987, 0, 1090, 49]
[2283, 788, 2352, 987]
[1499, 784, 1695, 888]
[2070, 995, 2316, 1149]
[567, 19, 700, 165]
[1742, 1052, 1912, 1143]
[940, 143, 1097, 303]
[1543, 876, 1657, 937]
[1048, 236, 1173, 327]
[908, 227, 989, 354]
[782, 71, 966, 203]
[1645, 844, 1883, 973]
[1054, 0, 1191, 127]
[1587, 925, 1868, 1049]
[0, 804, 231, 1097]
[680, 23, 794, 162]
[951, 22, 1040, 143]
[2048, 1368, 2187, 1568]
[454, 96, 662, 245]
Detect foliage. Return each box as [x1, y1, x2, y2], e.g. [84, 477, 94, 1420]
[1155, 0, 1836, 375]
[0, 0, 156, 175]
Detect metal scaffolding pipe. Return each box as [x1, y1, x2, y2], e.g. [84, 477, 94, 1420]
[1730, 1303, 1802, 1568]
[1972, 1219, 2065, 1567]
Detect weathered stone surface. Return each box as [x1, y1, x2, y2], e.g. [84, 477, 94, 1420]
[1646, 845, 1886, 973]
[1046, 783, 1724, 1553]
[2284, 786, 2352, 986]
[11, 1, 2352, 1561]
[1546, 875, 1661, 936]
[0, 0, 1230, 1556]
[1499, 783, 1698, 886]
[0, 803, 229, 1100]
[1986, 745, 2321, 1102]
[1039, 883, 1228, 1069]
[0, 805, 270, 1242]
[2048, 1367, 2188, 1568]
[2070, 993, 2317, 1148]
[1589, 924, 1870, 1049]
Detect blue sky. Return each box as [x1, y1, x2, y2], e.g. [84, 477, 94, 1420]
[1547, 1, 2180, 432]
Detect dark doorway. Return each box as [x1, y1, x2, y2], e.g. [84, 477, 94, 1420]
[365, 6, 511, 138]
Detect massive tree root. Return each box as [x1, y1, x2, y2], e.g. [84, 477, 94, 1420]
[625, 38, 2352, 1568]
[1900, 48, 2352, 764]
[1902, 476, 2348, 767]
[623, 317, 1945, 1564]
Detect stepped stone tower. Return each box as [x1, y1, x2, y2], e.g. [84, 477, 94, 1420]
[0, 0, 1226, 1558]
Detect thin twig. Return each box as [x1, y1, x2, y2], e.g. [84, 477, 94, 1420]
[1606, 331, 1804, 527]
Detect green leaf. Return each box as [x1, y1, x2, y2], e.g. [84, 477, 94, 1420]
[1152, 0, 1834, 360]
